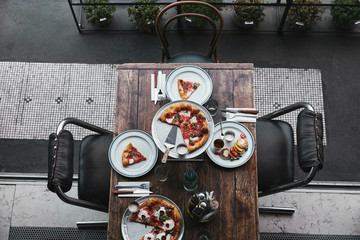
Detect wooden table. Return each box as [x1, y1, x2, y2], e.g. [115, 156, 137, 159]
[107, 63, 259, 240]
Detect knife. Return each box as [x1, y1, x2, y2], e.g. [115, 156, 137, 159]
[221, 109, 259, 114]
[112, 189, 152, 194]
[154, 71, 158, 105]
[161, 125, 178, 163]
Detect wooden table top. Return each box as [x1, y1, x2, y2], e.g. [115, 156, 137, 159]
[107, 63, 259, 240]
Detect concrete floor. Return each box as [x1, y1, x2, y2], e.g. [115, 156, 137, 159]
[1, 0, 360, 181]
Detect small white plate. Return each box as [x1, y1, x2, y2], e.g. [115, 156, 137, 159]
[165, 65, 213, 104]
[206, 121, 255, 168]
[108, 130, 158, 178]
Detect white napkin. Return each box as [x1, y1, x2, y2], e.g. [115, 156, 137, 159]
[116, 181, 151, 198]
[151, 72, 166, 101]
[224, 108, 258, 123]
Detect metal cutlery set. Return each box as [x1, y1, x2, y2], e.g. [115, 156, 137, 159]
[114, 181, 152, 197]
[151, 71, 166, 104]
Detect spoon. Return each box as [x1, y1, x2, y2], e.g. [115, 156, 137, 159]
[220, 119, 225, 140]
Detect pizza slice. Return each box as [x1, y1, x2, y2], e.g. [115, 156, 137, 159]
[122, 143, 146, 167]
[180, 114, 209, 152]
[178, 79, 200, 100]
[140, 227, 167, 240]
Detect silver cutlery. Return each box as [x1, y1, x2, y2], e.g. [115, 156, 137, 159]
[162, 125, 178, 163]
[221, 109, 259, 114]
[115, 183, 151, 189]
[224, 112, 258, 119]
[113, 189, 152, 195]
[154, 71, 159, 105]
[220, 119, 225, 140]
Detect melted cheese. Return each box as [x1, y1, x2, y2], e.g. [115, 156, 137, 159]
[143, 233, 155, 240]
[190, 136, 199, 141]
[153, 206, 166, 220]
[129, 158, 134, 165]
[138, 209, 149, 221]
[186, 91, 192, 97]
[180, 110, 191, 118]
[163, 219, 175, 231]
[156, 232, 166, 239]
[166, 116, 174, 124]
[184, 139, 189, 145]
[190, 116, 197, 124]
[166, 235, 173, 240]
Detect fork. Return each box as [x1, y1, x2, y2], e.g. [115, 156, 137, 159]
[115, 183, 151, 189]
[220, 119, 225, 140]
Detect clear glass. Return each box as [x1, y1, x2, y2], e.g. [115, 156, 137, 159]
[154, 164, 169, 182]
[196, 229, 213, 240]
[203, 99, 218, 116]
[183, 167, 198, 192]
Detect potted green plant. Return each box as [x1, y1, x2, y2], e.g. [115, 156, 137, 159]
[128, 0, 160, 32]
[286, 0, 324, 31]
[331, 0, 360, 29]
[181, 0, 224, 28]
[232, 0, 265, 29]
[83, 0, 116, 25]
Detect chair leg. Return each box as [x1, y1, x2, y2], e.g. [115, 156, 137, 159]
[259, 206, 295, 215]
[76, 220, 108, 229]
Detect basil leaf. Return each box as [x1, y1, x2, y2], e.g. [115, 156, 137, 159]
[131, 152, 137, 156]
[190, 133, 194, 138]
[170, 229, 175, 234]
[156, 206, 160, 211]
[193, 83, 198, 89]
[159, 215, 170, 220]
[155, 225, 162, 231]
[192, 122, 198, 129]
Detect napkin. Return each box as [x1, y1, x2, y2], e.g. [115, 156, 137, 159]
[116, 181, 151, 198]
[151, 72, 166, 101]
[224, 108, 258, 123]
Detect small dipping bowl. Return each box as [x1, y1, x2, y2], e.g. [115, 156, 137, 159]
[224, 130, 235, 142]
[128, 201, 139, 213]
[213, 139, 224, 149]
[176, 143, 189, 156]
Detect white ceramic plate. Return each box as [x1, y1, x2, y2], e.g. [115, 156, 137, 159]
[151, 100, 214, 159]
[206, 121, 255, 168]
[165, 65, 213, 104]
[108, 130, 158, 178]
[121, 195, 184, 240]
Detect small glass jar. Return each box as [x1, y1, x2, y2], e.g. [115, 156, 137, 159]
[183, 167, 198, 192]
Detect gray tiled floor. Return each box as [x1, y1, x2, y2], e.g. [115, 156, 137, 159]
[0, 62, 326, 143]
[1, 181, 359, 240]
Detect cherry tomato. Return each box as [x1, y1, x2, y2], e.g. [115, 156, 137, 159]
[240, 134, 246, 139]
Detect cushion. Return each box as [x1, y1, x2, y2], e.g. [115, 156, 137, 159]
[47, 131, 74, 193]
[297, 109, 324, 172]
[167, 52, 214, 63]
[78, 134, 113, 208]
[257, 119, 295, 192]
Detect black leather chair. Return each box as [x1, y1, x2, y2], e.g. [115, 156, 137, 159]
[48, 117, 113, 221]
[257, 102, 324, 214]
[155, 1, 224, 63]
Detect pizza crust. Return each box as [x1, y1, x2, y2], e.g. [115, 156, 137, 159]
[122, 143, 133, 167]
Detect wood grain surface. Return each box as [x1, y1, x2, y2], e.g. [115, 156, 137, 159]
[107, 63, 259, 240]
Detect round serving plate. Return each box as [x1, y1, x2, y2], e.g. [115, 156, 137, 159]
[108, 130, 158, 178]
[206, 121, 255, 168]
[165, 65, 213, 105]
[151, 100, 215, 159]
[121, 195, 185, 240]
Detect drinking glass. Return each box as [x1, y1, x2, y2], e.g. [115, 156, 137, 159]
[203, 99, 218, 116]
[196, 230, 213, 240]
[183, 167, 198, 192]
[154, 164, 169, 182]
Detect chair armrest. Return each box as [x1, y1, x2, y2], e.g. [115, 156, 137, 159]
[55, 185, 108, 212]
[258, 102, 314, 120]
[259, 166, 318, 197]
[56, 117, 113, 135]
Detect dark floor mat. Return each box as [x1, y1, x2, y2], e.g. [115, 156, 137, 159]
[9, 228, 360, 240]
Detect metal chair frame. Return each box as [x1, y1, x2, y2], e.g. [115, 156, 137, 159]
[258, 102, 321, 214]
[52, 117, 113, 213]
[155, 1, 224, 63]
